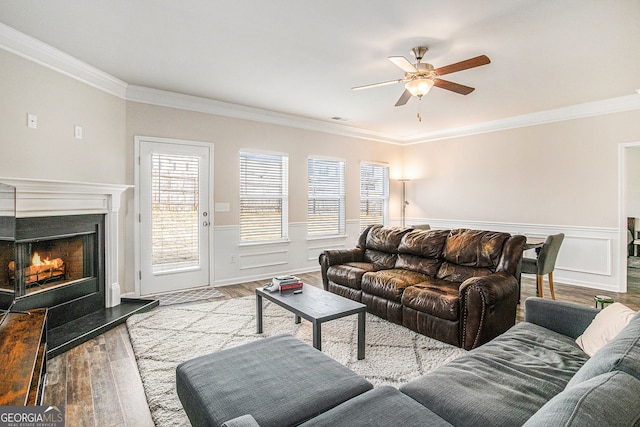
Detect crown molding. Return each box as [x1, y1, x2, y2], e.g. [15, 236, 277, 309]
[403, 94, 640, 144]
[129, 85, 640, 146]
[2, 22, 638, 144]
[125, 85, 401, 145]
[0, 22, 128, 99]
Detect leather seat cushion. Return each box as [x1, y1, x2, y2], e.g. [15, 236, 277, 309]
[436, 262, 491, 283]
[361, 269, 430, 302]
[327, 262, 376, 290]
[402, 279, 461, 321]
[396, 254, 442, 277]
[363, 249, 397, 270]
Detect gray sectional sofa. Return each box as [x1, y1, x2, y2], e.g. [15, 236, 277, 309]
[176, 297, 640, 426]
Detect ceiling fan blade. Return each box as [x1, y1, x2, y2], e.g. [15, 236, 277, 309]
[395, 89, 412, 106]
[388, 56, 418, 73]
[433, 78, 475, 95]
[434, 55, 490, 76]
[352, 79, 403, 91]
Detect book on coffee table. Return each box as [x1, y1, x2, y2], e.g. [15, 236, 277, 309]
[272, 275, 300, 285]
[264, 276, 303, 292]
[279, 281, 303, 292]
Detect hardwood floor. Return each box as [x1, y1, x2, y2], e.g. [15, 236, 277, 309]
[43, 270, 640, 426]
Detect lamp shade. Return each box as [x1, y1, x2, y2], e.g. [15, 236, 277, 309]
[405, 78, 434, 98]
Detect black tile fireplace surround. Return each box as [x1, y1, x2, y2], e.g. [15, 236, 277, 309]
[1, 214, 158, 357]
[7, 214, 106, 329]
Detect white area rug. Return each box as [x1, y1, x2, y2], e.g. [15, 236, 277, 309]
[126, 296, 466, 426]
[148, 287, 225, 306]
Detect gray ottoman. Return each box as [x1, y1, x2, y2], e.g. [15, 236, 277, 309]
[176, 334, 373, 427]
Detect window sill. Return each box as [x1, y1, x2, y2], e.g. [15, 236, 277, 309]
[238, 239, 291, 247]
[306, 234, 348, 241]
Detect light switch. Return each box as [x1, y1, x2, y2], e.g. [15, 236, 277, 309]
[27, 113, 37, 129]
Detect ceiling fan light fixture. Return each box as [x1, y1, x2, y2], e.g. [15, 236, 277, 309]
[405, 78, 434, 98]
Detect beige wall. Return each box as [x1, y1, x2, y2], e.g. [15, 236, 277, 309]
[0, 49, 126, 183]
[4, 43, 640, 293]
[126, 102, 402, 225]
[404, 110, 640, 228]
[0, 49, 129, 290]
[125, 102, 402, 292]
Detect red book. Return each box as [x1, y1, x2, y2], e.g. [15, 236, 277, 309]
[279, 281, 303, 291]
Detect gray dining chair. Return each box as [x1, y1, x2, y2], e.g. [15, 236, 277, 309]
[521, 233, 565, 299]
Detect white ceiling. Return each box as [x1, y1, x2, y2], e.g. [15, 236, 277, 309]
[1, 0, 639, 140]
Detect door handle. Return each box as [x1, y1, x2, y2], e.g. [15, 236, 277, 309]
[203, 221, 210, 227]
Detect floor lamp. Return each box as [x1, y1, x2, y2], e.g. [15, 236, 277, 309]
[399, 179, 410, 227]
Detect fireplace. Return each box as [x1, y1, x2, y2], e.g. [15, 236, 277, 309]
[0, 178, 157, 357]
[6, 214, 105, 329]
[9, 235, 87, 289]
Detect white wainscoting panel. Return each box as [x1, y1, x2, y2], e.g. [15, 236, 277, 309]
[212, 220, 361, 287]
[214, 218, 623, 293]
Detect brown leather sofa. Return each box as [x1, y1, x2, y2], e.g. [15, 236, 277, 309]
[319, 225, 526, 350]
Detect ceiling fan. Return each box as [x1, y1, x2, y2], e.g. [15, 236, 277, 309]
[352, 47, 490, 107]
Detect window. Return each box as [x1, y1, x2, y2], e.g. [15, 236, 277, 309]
[151, 153, 199, 270]
[240, 151, 289, 241]
[308, 157, 345, 237]
[360, 162, 389, 230]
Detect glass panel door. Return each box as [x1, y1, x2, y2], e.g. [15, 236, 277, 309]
[139, 139, 211, 295]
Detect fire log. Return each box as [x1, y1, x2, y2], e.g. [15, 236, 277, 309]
[8, 259, 66, 284]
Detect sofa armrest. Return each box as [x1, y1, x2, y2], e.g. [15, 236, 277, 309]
[459, 272, 519, 350]
[319, 248, 365, 290]
[319, 248, 365, 266]
[497, 234, 527, 277]
[524, 297, 598, 339]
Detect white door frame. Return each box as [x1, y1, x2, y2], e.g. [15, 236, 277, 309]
[134, 135, 214, 296]
[618, 140, 640, 294]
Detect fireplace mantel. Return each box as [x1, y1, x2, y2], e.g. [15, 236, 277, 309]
[0, 177, 132, 307]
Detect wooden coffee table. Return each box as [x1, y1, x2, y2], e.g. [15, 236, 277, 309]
[256, 284, 367, 359]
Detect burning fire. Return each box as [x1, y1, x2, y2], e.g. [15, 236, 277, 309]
[32, 252, 63, 268]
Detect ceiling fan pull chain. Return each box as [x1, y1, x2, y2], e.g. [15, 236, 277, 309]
[417, 99, 423, 122]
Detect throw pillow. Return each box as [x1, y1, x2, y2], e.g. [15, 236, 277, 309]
[567, 310, 640, 387]
[575, 302, 636, 356]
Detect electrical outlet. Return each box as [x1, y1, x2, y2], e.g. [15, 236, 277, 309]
[27, 113, 37, 129]
[230, 254, 236, 263]
[74, 125, 83, 139]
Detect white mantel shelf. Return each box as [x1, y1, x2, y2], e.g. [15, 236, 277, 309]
[0, 177, 132, 217]
[0, 177, 132, 308]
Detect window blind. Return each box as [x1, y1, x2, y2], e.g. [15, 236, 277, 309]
[240, 151, 289, 241]
[151, 153, 199, 269]
[360, 162, 389, 230]
[308, 157, 345, 236]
